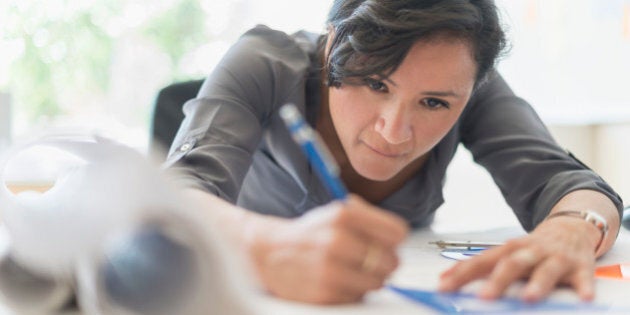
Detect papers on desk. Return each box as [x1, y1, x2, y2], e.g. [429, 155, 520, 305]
[429, 240, 498, 261]
[388, 285, 614, 314]
[440, 248, 484, 261]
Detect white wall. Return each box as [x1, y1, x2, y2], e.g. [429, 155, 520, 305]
[549, 124, 630, 205]
[435, 124, 630, 234]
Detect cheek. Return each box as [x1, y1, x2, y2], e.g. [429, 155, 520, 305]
[414, 112, 463, 149]
[329, 89, 375, 135]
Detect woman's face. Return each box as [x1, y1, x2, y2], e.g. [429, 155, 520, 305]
[328, 39, 476, 181]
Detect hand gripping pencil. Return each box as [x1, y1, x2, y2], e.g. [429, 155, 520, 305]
[279, 103, 348, 200]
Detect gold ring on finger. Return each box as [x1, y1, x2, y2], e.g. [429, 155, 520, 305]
[361, 243, 382, 273]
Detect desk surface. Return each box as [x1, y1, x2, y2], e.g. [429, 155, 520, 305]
[2, 226, 630, 315]
[252, 226, 630, 315]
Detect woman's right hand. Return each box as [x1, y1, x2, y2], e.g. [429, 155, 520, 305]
[247, 194, 409, 304]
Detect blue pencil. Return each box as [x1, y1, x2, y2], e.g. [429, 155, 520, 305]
[279, 103, 348, 200]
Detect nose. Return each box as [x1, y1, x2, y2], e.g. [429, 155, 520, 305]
[374, 102, 412, 145]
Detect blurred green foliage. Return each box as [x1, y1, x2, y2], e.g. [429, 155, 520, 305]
[142, 0, 207, 73]
[2, 0, 208, 121]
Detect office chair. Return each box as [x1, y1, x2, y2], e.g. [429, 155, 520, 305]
[149, 79, 204, 161]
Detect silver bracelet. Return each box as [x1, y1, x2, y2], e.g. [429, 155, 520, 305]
[546, 210, 609, 255]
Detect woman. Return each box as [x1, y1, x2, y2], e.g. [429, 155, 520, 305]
[165, 0, 623, 304]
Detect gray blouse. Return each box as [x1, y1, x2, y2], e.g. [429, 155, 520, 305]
[164, 25, 623, 230]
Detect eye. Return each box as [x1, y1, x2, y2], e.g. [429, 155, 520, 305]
[421, 98, 450, 110]
[363, 77, 388, 93]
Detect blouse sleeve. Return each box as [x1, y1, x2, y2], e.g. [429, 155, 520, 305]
[460, 72, 623, 231]
[163, 25, 310, 203]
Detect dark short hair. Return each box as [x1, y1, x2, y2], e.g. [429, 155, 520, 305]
[325, 0, 508, 88]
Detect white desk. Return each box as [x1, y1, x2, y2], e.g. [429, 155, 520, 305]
[2, 226, 630, 315]
[251, 226, 630, 314]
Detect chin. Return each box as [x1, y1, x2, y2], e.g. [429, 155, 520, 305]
[353, 163, 400, 182]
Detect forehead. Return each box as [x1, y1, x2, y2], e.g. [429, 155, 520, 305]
[391, 38, 477, 91]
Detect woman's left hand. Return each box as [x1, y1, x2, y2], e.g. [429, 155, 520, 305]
[438, 215, 602, 302]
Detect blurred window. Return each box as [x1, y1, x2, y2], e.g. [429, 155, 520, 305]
[2, 0, 629, 154]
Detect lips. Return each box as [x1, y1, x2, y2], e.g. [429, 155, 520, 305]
[363, 141, 409, 158]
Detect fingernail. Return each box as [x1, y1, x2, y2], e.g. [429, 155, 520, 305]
[580, 286, 595, 301]
[479, 284, 496, 300]
[522, 283, 541, 302]
[437, 278, 453, 291]
[440, 269, 454, 278]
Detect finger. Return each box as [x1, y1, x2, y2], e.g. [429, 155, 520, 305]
[438, 244, 513, 292]
[322, 229, 399, 278]
[358, 246, 399, 278]
[332, 262, 387, 295]
[479, 248, 542, 300]
[338, 195, 409, 245]
[521, 256, 570, 302]
[308, 262, 384, 304]
[374, 247, 399, 277]
[327, 237, 399, 277]
[569, 265, 595, 301]
[308, 283, 364, 304]
[325, 228, 370, 266]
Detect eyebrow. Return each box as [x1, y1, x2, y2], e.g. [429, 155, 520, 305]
[422, 90, 461, 98]
[385, 78, 462, 98]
